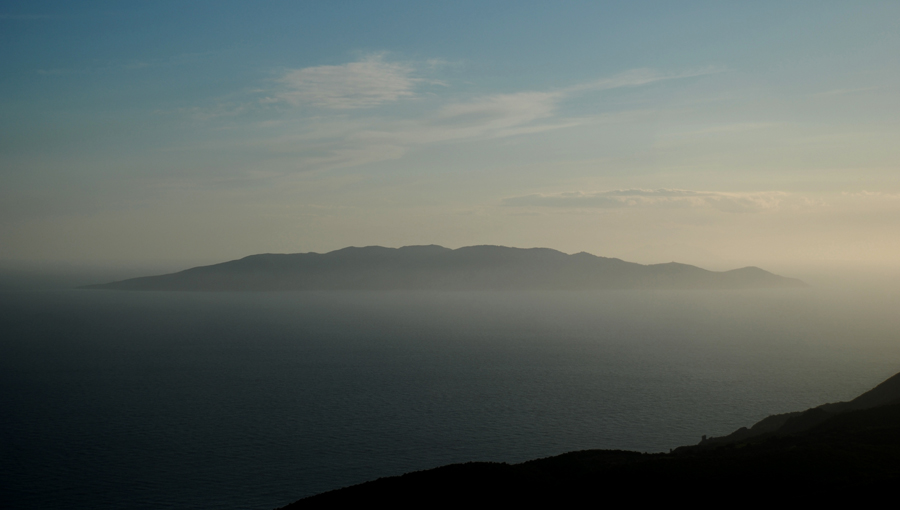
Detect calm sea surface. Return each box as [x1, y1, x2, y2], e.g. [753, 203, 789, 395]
[3, 287, 900, 509]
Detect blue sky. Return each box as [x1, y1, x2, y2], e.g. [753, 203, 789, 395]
[2, 1, 899, 269]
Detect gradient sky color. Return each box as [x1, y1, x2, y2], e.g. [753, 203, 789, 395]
[2, 1, 899, 270]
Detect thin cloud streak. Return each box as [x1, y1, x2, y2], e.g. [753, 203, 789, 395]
[274, 54, 418, 109]
[252, 98, 591, 173]
[564, 66, 723, 94]
[503, 189, 798, 213]
[243, 63, 711, 173]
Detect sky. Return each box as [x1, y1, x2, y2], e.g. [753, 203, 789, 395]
[2, 1, 899, 271]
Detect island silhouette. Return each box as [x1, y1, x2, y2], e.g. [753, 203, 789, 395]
[281, 370, 900, 506]
[88, 245, 806, 291]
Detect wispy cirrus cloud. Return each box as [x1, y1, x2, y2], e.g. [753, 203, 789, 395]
[564, 66, 722, 94]
[503, 189, 797, 213]
[273, 54, 419, 109]
[268, 61, 716, 112]
[252, 92, 589, 172]
[808, 86, 883, 99]
[435, 91, 560, 128]
[841, 190, 900, 200]
[197, 61, 719, 173]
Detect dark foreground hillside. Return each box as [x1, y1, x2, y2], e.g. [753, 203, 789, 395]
[281, 372, 900, 506]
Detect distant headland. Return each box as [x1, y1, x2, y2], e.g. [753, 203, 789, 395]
[86, 245, 806, 291]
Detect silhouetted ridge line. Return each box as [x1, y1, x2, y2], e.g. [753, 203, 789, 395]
[278, 370, 900, 506]
[87, 245, 805, 291]
[690, 370, 900, 448]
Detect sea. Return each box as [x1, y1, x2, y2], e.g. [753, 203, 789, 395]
[3, 280, 900, 508]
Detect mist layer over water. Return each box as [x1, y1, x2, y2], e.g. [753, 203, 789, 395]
[2, 287, 900, 509]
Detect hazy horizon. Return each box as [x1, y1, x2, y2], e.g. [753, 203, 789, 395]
[5, 253, 900, 297]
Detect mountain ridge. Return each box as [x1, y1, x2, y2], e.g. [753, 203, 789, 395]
[87, 244, 806, 291]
